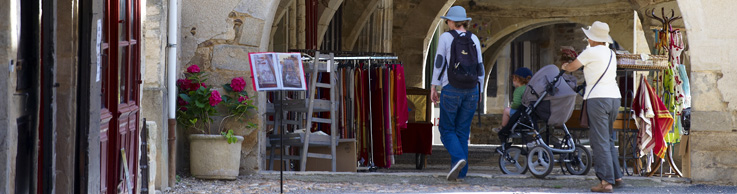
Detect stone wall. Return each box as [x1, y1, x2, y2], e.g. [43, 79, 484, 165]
[177, 0, 279, 174]
[677, 0, 737, 186]
[141, 0, 170, 189]
[0, 1, 19, 193]
[393, 0, 453, 87]
[470, 114, 502, 144]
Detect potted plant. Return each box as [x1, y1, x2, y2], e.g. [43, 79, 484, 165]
[177, 64, 256, 180]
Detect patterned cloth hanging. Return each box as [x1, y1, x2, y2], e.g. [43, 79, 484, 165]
[633, 76, 674, 159]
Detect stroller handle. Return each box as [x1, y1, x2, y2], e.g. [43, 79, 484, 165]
[545, 70, 568, 95]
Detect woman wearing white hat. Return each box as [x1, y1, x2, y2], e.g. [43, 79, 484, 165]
[561, 21, 623, 193]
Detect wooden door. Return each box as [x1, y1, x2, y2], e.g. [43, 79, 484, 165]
[100, 0, 141, 193]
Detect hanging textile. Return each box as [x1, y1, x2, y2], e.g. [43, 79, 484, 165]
[633, 76, 674, 159]
[395, 64, 409, 129]
[394, 64, 408, 156]
[678, 64, 691, 109]
[382, 68, 395, 167]
[663, 64, 681, 143]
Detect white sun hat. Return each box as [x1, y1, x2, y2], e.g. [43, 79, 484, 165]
[582, 21, 614, 43]
[440, 6, 472, 22]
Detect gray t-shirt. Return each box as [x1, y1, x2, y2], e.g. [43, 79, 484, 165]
[431, 30, 485, 88]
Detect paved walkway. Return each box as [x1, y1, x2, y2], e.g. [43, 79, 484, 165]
[170, 165, 736, 193]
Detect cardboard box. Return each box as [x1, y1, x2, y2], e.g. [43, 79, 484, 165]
[266, 141, 357, 172]
[305, 141, 357, 172]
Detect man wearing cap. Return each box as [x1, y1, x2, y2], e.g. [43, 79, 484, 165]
[430, 5, 484, 181]
[561, 21, 623, 193]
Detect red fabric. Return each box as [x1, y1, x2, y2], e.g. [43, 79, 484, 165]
[633, 78, 673, 159]
[395, 65, 409, 129]
[400, 123, 433, 155]
[371, 68, 388, 167]
[391, 65, 404, 155]
[357, 68, 369, 165]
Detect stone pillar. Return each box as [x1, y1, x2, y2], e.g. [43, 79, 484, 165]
[142, 0, 169, 189]
[289, 1, 297, 49]
[54, 0, 79, 192]
[297, 0, 306, 49]
[0, 1, 20, 193]
[145, 122, 158, 194]
[382, 0, 392, 53]
[485, 45, 511, 114]
[677, 0, 737, 185]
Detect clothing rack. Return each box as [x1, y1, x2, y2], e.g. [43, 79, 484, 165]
[299, 52, 402, 172]
[335, 55, 398, 172]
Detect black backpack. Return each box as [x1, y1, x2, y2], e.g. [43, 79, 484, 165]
[440, 30, 481, 89]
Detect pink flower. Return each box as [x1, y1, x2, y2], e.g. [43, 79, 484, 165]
[231, 77, 246, 92]
[187, 64, 201, 73]
[178, 79, 193, 91]
[209, 90, 222, 106]
[188, 82, 205, 91]
[177, 79, 186, 87]
[178, 97, 189, 106]
[238, 96, 247, 102]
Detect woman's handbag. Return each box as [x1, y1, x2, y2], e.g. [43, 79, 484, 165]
[579, 50, 614, 128]
[579, 100, 590, 128]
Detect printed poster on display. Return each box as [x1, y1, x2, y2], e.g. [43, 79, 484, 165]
[248, 52, 307, 91]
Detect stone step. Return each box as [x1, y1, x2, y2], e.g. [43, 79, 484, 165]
[393, 145, 501, 168]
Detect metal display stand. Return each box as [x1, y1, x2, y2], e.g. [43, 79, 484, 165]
[617, 66, 682, 178]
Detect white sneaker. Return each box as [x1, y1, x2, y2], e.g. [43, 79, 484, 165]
[447, 159, 467, 181]
[492, 127, 501, 133]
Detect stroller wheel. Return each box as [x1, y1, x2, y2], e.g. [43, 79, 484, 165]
[527, 145, 554, 179]
[565, 145, 592, 175]
[498, 146, 528, 175]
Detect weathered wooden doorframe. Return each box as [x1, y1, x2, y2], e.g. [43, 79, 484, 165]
[100, 0, 142, 193]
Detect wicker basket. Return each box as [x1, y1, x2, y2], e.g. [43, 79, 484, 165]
[616, 54, 669, 70]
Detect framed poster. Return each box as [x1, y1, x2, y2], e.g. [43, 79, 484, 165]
[248, 52, 307, 91]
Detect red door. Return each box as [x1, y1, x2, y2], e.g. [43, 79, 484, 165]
[100, 0, 141, 193]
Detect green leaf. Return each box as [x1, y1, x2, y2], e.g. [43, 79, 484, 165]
[221, 95, 230, 103]
[189, 118, 197, 125]
[179, 94, 192, 102]
[195, 100, 205, 108]
[223, 84, 233, 92]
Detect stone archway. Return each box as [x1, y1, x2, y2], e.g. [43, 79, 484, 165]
[479, 19, 576, 113]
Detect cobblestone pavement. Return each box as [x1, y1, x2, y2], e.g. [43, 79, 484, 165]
[170, 165, 737, 194]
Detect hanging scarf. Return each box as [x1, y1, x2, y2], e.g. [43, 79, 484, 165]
[633, 76, 673, 159]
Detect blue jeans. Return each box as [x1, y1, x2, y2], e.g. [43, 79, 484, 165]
[439, 84, 479, 179]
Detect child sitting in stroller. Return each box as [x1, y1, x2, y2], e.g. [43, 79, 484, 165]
[492, 67, 533, 134]
[494, 48, 578, 155]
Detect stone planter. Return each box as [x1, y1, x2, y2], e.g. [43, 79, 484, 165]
[188, 134, 244, 180]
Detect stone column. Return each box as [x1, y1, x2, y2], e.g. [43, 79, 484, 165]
[677, 0, 737, 185]
[0, 1, 20, 193]
[297, 0, 306, 49]
[54, 0, 79, 192]
[142, 0, 169, 190]
[289, 1, 297, 49]
[382, 0, 393, 53]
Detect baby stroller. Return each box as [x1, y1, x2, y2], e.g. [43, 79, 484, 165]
[496, 64, 592, 178]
